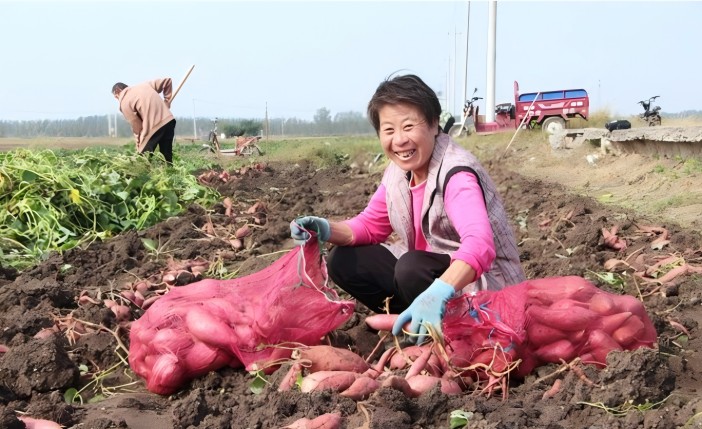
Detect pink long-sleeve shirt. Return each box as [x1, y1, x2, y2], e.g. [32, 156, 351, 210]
[344, 171, 496, 279]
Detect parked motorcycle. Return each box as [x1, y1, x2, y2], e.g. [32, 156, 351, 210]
[638, 96, 662, 126]
[448, 88, 482, 139]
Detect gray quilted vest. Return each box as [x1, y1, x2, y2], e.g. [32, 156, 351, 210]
[380, 133, 525, 291]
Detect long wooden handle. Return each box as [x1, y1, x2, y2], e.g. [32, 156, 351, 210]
[171, 64, 195, 104]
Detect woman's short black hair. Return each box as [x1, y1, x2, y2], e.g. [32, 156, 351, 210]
[367, 74, 442, 134]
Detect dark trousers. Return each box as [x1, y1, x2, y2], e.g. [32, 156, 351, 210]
[141, 119, 176, 164]
[327, 244, 451, 314]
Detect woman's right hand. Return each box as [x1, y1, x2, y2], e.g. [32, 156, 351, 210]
[290, 216, 331, 244]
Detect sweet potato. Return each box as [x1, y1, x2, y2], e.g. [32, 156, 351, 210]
[389, 345, 423, 370]
[185, 340, 231, 374]
[526, 321, 568, 346]
[533, 338, 577, 363]
[405, 373, 463, 396]
[611, 315, 646, 347]
[299, 345, 369, 373]
[340, 375, 381, 400]
[141, 295, 161, 310]
[578, 352, 596, 366]
[587, 329, 622, 365]
[542, 378, 562, 400]
[278, 362, 304, 392]
[588, 293, 618, 315]
[468, 347, 499, 367]
[380, 374, 417, 398]
[466, 346, 514, 375]
[525, 276, 597, 305]
[151, 328, 194, 355]
[284, 412, 342, 429]
[300, 370, 359, 393]
[365, 347, 396, 377]
[184, 306, 238, 350]
[17, 416, 62, 429]
[440, 377, 464, 395]
[364, 313, 399, 331]
[526, 304, 597, 332]
[387, 344, 444, 376]
[235, 225, 251, 239]
[111, 304, 131, 322]
[406, 374, 440, 395]
[147, 353, 186, 395]
[594, 311, 632, 335]
[404, 345, 433, 379]
[549, 298, 590, 311]
[615, 295, 649, 320]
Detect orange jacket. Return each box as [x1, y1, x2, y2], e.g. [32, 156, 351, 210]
[118, 78, 174, 152]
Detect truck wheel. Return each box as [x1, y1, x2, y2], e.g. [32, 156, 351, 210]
[542, 117, 566, 134]
[448, 124, 466, 139]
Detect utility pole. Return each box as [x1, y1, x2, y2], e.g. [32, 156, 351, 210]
[265, 102, 269, 141]
[486, 0, 497, 123]
[463, 1, 471, 105]
[447, 55, 452, 114]
[454, 24, 458, 113]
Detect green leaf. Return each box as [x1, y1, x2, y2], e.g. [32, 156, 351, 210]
[21, 170, 39, 183]
[141, 238, 158, 252]
[449, 410, 473, 429]
[249, 373, 267, 395]
[88, 394, 106, 404]
[64, 387, 80, 404]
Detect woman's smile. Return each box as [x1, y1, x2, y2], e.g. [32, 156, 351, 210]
[395, 149, 416, 160]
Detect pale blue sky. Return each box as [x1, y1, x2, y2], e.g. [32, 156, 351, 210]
[0, 1, 699, 121]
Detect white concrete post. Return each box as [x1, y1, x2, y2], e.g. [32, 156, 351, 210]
[486, 0, 497, 123]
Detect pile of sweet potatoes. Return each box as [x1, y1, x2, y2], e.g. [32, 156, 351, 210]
[277, 343, 464, 400]
[274, 276, 657, 400]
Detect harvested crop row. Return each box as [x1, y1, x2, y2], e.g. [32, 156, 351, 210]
[0, 148, 219, 270]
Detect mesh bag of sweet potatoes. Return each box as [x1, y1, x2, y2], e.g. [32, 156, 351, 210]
[128, 237, 355, 395]
[130, 230, 656, 396]
[442, 276, 657, 381]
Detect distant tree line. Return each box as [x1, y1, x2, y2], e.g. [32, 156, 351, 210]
[0, 108, 375, 139]
[665, 110, 702, 119]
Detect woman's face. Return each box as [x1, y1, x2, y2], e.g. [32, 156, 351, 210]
[378, 103, 438, 184]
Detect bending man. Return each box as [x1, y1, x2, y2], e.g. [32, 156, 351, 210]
[112, 78, 176, 164]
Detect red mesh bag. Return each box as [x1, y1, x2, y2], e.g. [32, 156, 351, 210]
[443, 276, 657, 381]
[129, 237, 355, 395]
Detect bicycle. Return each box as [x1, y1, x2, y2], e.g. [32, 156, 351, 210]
[201, 118, 220, 153]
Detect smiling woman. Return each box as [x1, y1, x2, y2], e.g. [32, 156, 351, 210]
[288, 73, 526, 346]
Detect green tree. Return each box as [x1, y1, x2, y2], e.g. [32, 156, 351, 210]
[313, 107, 332, 135]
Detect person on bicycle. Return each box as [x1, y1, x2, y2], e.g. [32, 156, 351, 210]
[111, 78, 176, 164]
[289, 74, 525, 345]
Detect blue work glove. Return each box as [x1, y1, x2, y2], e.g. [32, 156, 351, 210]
[290, 216, 331, 245]
[392, 278, 455, 345]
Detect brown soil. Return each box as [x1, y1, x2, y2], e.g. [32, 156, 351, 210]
[1, 136, 701, 429]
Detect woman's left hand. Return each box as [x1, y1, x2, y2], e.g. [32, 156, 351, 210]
[392, 278, 455, 345]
